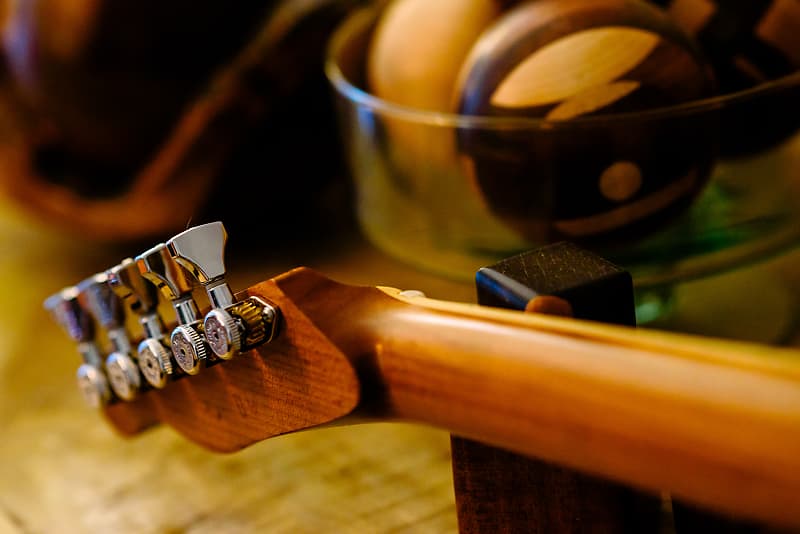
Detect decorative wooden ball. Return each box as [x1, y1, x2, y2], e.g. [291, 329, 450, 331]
[650, 0, 800, 154]
[365, 0, 517, 197]
[455, 0, 717, 243]
[368, 0, 515, 112]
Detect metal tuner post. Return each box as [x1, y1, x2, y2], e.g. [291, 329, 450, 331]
[136, 243, 208, 376]
[44, 287, 111, 407]
[77, 273, 142, 401]
[108, 258, 174, 389]
[166, 221, 278, 360]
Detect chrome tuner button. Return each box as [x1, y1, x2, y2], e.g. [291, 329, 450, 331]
[138, 339, 173, 389]
[105, 352, 141, 401]
[203, 309, 242, 360]
[167, 222, 280, 360]
[171, 324, 207, 375]
[76, 364, 111, 408]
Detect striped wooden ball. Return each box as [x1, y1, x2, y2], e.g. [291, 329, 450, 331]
[650, 0, 800, 154]
[455, 0, 717, 243]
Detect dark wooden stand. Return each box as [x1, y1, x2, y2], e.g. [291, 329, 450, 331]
[451, 242, 662, 533]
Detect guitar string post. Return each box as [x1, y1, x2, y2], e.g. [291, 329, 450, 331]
[166, 221, 279, 360]
[136, 243, 208, 376]
[108, 258, 173, 389]
[77, 272, 142, 402]
[44, 286, 111, 408]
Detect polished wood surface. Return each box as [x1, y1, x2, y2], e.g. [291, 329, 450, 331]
[1, 198, 799, 532]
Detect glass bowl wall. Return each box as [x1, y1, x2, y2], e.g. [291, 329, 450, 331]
[326, 9, 800, 291]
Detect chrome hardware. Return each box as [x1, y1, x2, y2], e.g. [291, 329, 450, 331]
[107, 258, 159, 313]
[76, 364, 111, 409]
[167, 222, 279, 360]
[136, 243, 207, 375]
[167, 221, 235, 308]
[105, 352, 141, 401]
[171, 325, 207, 373]
[77, 273, 141, 401]
[203, 308, 240, 359]
[44, 287, 102, 366]
[44, 287, 111, 407]
[108, 258, 173, 388]
[137, 338, 173, 389]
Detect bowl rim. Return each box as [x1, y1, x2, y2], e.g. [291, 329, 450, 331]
[325, 7, 800, 128]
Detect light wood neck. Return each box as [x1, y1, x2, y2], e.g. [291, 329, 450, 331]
[105, 267, 800, 527]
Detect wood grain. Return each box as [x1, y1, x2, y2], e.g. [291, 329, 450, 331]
[454, 0, 717, 243]
[451, 438, 661, 534]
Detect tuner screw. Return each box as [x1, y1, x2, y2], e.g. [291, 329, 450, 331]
[171, 325, 207, 375]
[105, 352, 141, 401]
[76, 364, 111, 408]
[138, 339, 173, 389]
[203, 298, 279, 359]
[203, 309, 242, 360]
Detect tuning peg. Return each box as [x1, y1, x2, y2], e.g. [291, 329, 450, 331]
[136, 243, 207, 375]
[166, 221, 234, 307]
[77, 273, 141, 401]
[167, 221, 278, 361]
[107, 259, 173, 389]
[44, 286, 97, 356]
[43, 287, 111, 407]
[107, 258, 159, 313]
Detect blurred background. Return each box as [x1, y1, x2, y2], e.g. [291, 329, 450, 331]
[0, 0, 798, 531]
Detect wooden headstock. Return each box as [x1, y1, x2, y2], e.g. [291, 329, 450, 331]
[104, 267, 363, 452]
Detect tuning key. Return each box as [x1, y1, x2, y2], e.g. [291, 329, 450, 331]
[136, 243, 208, 375]
[108, 258, 173, 389]
[43, 287, 111, 407]
[77, 273, 141, 401]
[166, 221, 278, 360]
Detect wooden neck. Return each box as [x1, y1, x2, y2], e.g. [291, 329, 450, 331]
[268, 269, 800, 526]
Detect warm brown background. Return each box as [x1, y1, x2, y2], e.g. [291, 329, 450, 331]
[0, 195, 798, 533]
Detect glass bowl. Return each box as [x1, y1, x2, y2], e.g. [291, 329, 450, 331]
[326, 8, 800, 295]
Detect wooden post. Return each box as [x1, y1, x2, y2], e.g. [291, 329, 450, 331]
[451, 242, 662, 533]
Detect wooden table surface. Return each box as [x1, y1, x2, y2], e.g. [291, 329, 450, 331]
[0, 195, 798, 533]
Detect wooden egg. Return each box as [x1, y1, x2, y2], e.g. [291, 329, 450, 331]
[368, 0, 515, 112]
[650, 0, 800, 154]
[365, 0, 516, 197]
[455, 0, 717, 243]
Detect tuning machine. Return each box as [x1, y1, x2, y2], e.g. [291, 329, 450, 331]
[107, 258, 174, 389]
[167, 221, 278, 360]
[136, 243, 210, 375]
[77, 272, 143, 401]
[43, 286, 111, 407]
